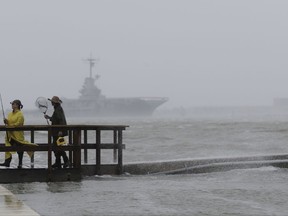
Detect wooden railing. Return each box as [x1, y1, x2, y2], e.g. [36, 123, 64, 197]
[0, 125, 128, 176]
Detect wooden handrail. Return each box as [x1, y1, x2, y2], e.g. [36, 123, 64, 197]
[0, 125, 128, 131]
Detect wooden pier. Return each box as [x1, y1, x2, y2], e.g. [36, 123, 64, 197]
[0, 125, 128, 183]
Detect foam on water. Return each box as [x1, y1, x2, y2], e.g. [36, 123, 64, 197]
[243, 166, 280, 172]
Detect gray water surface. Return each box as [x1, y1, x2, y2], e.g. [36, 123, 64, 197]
[4, 107, 288, 216]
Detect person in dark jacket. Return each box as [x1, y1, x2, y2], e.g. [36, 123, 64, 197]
[44, 96, 69, 169]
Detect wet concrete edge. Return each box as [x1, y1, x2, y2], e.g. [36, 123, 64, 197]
[123, 154, 288, 175]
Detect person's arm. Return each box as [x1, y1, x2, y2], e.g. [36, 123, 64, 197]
[44, 114, 51, 121]
[8, 112, 24, 126]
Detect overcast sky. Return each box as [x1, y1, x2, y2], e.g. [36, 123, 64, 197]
[1, 0, 288, 110]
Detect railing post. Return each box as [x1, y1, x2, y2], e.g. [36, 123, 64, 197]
[84, 130, 88, 164]
[30, 129, 35, 168]
[113, 129, 118, 163]
[96, 129, 101, 174]
[47, 128, 52, 180]
[118, 129, 123, 174]
[72, 128, 81, 168]
[68, 129, 73, 164]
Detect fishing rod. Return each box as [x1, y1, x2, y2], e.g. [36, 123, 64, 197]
[0, 93, 6, 123]
[0, 93, 9, 142]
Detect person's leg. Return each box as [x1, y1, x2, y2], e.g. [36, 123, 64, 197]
[11, 140, 24, 169]
[61, 151, 70, 168]
[0, 152, 12, 167]
[52, 152, 62, 168]
[0, 138, 19, 167]
[17, 151, 24, 169]
[52, 136, 62, 168]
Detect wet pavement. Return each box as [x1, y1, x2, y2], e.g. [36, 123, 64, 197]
[0, 186, 39, 216]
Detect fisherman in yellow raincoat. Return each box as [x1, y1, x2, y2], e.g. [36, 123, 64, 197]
[0, 99, 37, 168]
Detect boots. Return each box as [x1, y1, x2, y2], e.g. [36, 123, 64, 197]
[52, 155, 62, 169]
[17, 151, 23, 169]
[0, 157, 12, 167]
[62, 153, 70, 168]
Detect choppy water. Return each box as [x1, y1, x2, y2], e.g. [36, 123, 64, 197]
[3, 107, 288, 216]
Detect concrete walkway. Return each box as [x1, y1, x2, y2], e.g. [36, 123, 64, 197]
[0, 185, 40, 216]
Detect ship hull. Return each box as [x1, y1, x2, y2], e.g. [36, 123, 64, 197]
[61, 97, 168, 117]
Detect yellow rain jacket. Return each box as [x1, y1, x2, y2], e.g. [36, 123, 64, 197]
[5, 109, 37, 159]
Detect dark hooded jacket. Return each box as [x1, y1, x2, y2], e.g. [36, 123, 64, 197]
[50, 104, 68, 136]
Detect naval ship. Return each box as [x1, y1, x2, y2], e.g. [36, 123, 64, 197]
[60, 58, 168, 117]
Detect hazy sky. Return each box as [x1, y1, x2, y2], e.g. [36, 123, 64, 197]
[1, 0, 288, 110]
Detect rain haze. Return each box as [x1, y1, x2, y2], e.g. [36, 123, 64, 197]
[1, 0, 288, 110]
[2, 2, 288, 216]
